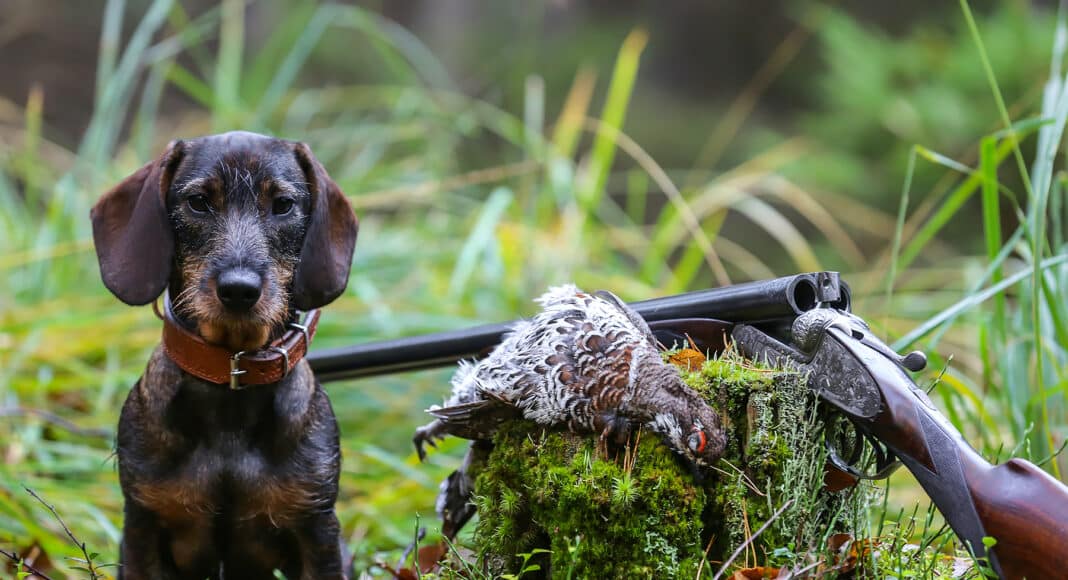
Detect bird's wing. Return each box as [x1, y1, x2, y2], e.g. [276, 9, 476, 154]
[573, 324, 635, 411]
[593, 289, 658, 349]
[536, 296, 637, 415]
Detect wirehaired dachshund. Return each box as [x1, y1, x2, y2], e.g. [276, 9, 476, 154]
[91, 131, 358, 579]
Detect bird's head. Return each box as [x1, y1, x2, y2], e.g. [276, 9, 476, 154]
[684, 411, 726, 467]
[650, 405, 726, 469]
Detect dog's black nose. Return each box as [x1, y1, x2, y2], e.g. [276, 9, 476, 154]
[216, 269, 262, 312]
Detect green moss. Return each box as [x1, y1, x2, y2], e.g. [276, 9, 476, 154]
[473, 420, 707, 578]
[467, 353, 871, 578]
[694, 355, 866, 561]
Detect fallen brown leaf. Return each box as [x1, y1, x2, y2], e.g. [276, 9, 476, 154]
[733, 566, 781, 579]
[827, 532, 857, 573]
[417, 541, 448, 573]
[3, 542, 56, 578]
[668, 348, 706, 370]
[823, 461, 859, 492]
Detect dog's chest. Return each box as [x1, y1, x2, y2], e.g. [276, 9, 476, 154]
[129, 379, 321, 528]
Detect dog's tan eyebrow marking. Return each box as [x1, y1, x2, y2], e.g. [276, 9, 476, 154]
[179, 178, 210, 194]
[179, 177, 224, 207]
[265, 179, 300, 197]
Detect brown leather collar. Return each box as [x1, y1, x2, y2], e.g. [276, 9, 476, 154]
[159, 297, 320, 388]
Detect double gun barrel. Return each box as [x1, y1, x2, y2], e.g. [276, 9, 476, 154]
[308, 272, 846, 381]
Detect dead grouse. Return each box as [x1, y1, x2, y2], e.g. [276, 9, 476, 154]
[413, 285, 726, 539]
[414, 284, 726, 468]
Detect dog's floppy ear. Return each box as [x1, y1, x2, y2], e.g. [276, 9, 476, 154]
[291, 142, 359, 311]
[90, 140, 185, 305]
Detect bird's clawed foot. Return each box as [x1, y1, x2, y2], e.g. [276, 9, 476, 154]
[413, 421, 446, 461]
[596, 413, 636, 449]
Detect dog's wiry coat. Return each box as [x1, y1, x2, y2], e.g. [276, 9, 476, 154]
[91, 131, 357, 579]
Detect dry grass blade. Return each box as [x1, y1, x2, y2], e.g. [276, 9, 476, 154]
[0, 408, 112, 438]
[761, 176, 866, 268]
[710, 236, 777, 281]
[731, 197, 822, 272]
[684, 7, 822, 187]
[581, 117, 731, 286]
[551, 67, 597, 159]
[349, 160, 541, 211]
[712, 500, 795, 580]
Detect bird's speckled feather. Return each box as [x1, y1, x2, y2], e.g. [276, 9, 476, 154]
[415, 285, 725, 466]
[413, 285, 727, 539]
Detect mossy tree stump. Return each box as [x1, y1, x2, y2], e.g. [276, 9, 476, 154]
[459, 353, 870, 578]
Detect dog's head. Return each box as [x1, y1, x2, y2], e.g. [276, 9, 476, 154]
[91, 131, 358, 351]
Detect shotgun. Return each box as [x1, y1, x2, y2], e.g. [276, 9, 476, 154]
[728, 308, 1068, 579]
[308, 271, 847, 381]
[307, 272, 1068, 578]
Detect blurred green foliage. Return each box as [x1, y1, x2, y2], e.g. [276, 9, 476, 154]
[0, 0, 1066, 577]
[800, 3, 1055, 204]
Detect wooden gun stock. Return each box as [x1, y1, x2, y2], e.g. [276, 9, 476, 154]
[863, 359, 1068, 579]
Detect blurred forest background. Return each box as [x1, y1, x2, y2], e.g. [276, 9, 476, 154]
[2, 0, 1067, 576]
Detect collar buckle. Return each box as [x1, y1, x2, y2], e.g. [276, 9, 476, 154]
[229, 351, 248, 390]
[268, 345, 291, 379]
[289, 320, 310, 346]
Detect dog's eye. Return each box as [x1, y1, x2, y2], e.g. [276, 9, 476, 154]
[187, 195, 210, 213]
[272, 197, 295, 216]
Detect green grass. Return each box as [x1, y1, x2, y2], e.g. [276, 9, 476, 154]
[1, 0, 1066, 577]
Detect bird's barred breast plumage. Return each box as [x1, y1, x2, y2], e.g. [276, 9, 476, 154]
[437, 285, 655, 431]
[414, 284, 727, 539]
[415, 285, 725, 467]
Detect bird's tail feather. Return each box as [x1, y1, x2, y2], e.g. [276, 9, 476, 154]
[428, 400, 494, 422]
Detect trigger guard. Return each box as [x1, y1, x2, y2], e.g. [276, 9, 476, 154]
[824, 418, 903, 481]
[826, 438, 867, 479]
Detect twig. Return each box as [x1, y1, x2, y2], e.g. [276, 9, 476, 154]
[400, 514, 426, 580]
[23, 487, 101, 579]
[740, 497, 753, 567]
[924, 356, 952, 395]
[0, 547, 55, 580]
[712, 499, 795, 580]
[783, 559, 824, 578]
[1036, 437, 1068, 468]
[710, 459, 767, 497]
[440, 534, 480, 578]
[0, 407, 112, 439]
[694, 533, 717, 579]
